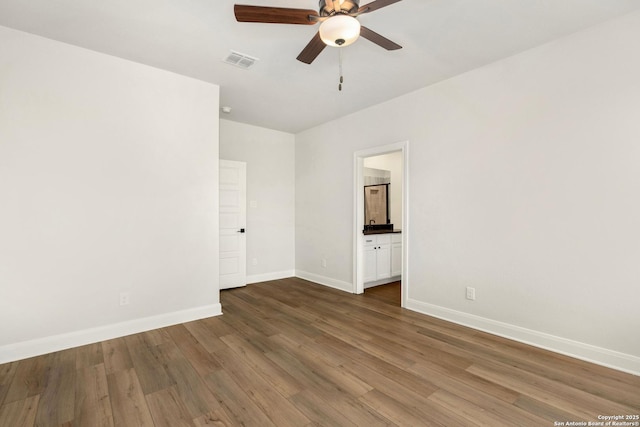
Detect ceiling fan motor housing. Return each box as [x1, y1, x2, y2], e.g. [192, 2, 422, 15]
[319, 0, 360, 16]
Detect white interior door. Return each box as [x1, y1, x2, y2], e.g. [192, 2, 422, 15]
[219, 160, 247, 290]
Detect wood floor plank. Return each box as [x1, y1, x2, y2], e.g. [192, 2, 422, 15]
[220, 292, 280, 337]
[124, 336, 175, 395]
[145, 385, 195, 427]
[0, 361, 18, 408]
[141, 328, 173, 347]
[332, 329, 417, 369]
[164, 324, 222, 377]
[316, 333, 440, 400]
[220, 333, 305, 398]
[270, 310, 324, 341]
[203, 370, 276, 427]
[271, 345, 412, 426]
[101, 337, 133, 375]
[0, 395, 39, 427]
[212, 348, 311, 426]
[265, 347, 346, 398]
[316, 391, 395, 427]
[182, 320, 228, 354]
[217, 309, 268, 344]
[289, 389, 359, 427]
[514, 394, 587, 424]
[427, 389, 515, 426]
[359, 388, 439, 427]
[75, 363, 114, 427]
[75, 342, 104, 370]
[224, 325, 279, 355]
[298, 334, 349, 368]
[342, 358, 444, 422]
[369, 386, 479, 427]
[408, 358, 520, 404]
[197, 315, 236, 339]
[363, 281, 401, 306]
[106, 368, 154, 427]
[161, 343, 222, 419]
[35, 349, 76, 427]
[236, 285, 318, 323]
[269, 333, 373, 397]
[192, 409, 237, 427]
[3, 353, 53, 404]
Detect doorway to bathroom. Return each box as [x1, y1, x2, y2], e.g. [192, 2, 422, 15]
[353, 141, 408, 307]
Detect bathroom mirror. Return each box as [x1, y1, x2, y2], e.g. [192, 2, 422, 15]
[364, 184, 390, 227]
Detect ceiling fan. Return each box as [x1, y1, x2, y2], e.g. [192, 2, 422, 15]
[234, 0, 402, 64]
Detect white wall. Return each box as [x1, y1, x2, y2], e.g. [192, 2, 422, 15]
[0, 27, 220, 362]
[220, 119, 295, 283]
[364, 152, 403, 229]
[295, 11, 640, 374]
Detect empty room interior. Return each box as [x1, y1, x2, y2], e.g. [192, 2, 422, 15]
[1, 1, 639, 426]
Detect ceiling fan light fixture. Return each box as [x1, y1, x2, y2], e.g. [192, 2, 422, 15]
[319, 15, 361, 47]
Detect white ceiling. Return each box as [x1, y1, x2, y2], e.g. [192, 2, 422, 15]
[2, 0, 640, 133]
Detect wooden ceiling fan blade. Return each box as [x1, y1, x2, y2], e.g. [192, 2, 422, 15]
[234, 5, 318, 25]
[360, 26, 402, 50]
[358, 0, 402, 14]
[297, 32, 327, 64]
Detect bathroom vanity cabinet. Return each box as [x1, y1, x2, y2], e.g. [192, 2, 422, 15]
[364, 232, 401, 287]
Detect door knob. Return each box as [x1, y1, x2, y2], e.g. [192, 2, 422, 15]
[238, 228, 245, 233]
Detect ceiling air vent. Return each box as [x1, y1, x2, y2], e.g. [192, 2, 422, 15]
[223, 51, 259, 69]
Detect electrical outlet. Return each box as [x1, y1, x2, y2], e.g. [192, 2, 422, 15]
[466, 287, 476, 301]
[119, 292, 130, 306]
[251, 258, 258, 266]
[321, 258, 327, 268]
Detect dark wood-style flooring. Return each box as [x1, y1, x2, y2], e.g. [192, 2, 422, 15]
[1, 278, 638, 426]
[364, 281, 401, 306]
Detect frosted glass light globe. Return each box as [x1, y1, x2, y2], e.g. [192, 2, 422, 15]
[319, 15, 361, 47]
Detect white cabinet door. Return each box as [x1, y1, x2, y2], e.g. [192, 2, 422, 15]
[376, 244, 391, 280]
[219, 160, 247, 290]
[363, 244, 377, 283]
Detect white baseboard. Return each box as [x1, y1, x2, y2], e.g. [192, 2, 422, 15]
[405, 298, 640, 376]
[247, 270, 295, 284]
[0, 303, 222, 364]
[295, 270, 354, 293]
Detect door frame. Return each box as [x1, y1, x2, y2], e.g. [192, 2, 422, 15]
[353, 141, 409, 307]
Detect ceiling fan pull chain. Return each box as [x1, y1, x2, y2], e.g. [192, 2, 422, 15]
[338, 48, 344, 91]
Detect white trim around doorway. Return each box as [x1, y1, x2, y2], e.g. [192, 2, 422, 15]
[353, 141, 409, 307]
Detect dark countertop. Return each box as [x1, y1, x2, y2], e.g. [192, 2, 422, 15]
[363, 229, 402, 235]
